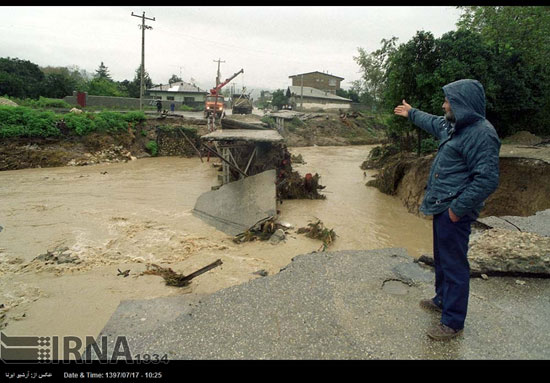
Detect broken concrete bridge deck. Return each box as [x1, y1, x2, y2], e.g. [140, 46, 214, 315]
[201, 129, 284, 143]
[96, 248, 550, 360]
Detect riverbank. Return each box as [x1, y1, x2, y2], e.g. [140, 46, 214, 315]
[0, 111, 385, 172]
[363, 142, 550, 218]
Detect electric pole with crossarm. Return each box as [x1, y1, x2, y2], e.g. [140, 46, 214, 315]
[131, 11, 155, 110]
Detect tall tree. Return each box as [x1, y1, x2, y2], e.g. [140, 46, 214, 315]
[94, 61, 112, 81]
[354, 37, 398, 108]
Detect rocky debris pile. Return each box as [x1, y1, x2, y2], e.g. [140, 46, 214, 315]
[156, 127, 200, 157]
[467, 228, 550, 276]
[505, 131, 543, 146]
[418, 209, 550, 277]
[0, 97, 18, 107]
[67, 145, 136, 166]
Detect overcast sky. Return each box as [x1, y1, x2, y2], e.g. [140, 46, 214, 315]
[0, 6, 463, 93]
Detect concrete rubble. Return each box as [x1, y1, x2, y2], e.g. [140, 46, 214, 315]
[192, 170, 277, 236]
[419, 209, 550, 277]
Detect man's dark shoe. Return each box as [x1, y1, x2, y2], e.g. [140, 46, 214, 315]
[427, 323, 463, 341]
[419, 299, 442, 313]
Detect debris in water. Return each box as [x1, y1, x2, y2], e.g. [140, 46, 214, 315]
[31, 247, 81, 265]
[291, 153, 305, 164]
[233, 218, 287, 244]
[141, 259, 223, 287]
[117, 269, 130, 277]
[296, 220, 337, 251]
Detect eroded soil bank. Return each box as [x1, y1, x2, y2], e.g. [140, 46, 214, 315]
[0, 111, 385, 172]
[365, 144, 550, 218]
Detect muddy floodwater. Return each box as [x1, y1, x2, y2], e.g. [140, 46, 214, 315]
[0, 145, 432, 341]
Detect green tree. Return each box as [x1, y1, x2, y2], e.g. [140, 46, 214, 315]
[126, 65, 153, 98]
[168, 74, 182, 84]
[336, 88, 359, 103]
[354, 37, 398, 109]
[0, 57, 45, 99]
[42, 72, 77, 99]
[94, 61, 112, 80]
[456, 6, 550, 136]
[87, 77, 123, 97]
[272, 89, 289, 110]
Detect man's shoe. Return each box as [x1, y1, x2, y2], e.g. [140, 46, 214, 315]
[419, 299, 442, 313]
[427, 323, 463, 341]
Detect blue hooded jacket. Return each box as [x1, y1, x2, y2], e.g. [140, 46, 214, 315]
[408, 79, 501, 218]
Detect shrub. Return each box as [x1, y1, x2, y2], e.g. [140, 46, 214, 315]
[286, 117, 304, 132]
[63, 113, 96, 135]
[0, 106, 60, 138]
[0, 106, 146, 138]
[146, 140, 158, 156]
[5, 96, 72, 109]
[123, 111, 146, 123]
[420, 137, 439, 154]
[260, 116, 276, 128]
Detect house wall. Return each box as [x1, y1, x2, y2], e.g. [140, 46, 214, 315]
[289, 96, 351, 111]
[290, 73, 342, 94]
[63, 92, 204, 109]
[148, 91, 207, 104]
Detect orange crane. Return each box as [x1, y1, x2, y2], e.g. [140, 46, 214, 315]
[204, 68, 244, 118]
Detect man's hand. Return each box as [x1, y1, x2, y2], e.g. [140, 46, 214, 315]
[448, 208, 460, 223]
[394, 99, 412, 118]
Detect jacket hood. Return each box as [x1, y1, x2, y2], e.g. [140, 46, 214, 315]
[442, 79, 486, 129]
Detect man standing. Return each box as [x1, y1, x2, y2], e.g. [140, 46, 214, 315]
[394, 79, 501, 340]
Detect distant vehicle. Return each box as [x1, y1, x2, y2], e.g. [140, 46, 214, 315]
[204, 68, 244, 118]
[231, 92, 253, 115]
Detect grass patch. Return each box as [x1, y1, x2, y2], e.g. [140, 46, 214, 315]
[0, 106, 146, 138]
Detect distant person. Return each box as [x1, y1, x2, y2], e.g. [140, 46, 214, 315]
[394, 79, 501, 341]
[156, 100, 162, 113]
[170, 103, 175, 112]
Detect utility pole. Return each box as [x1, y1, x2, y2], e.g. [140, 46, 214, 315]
[300, 74, 304, 110]
[131, 11, 155, 111]
[213, 58, 225, 87]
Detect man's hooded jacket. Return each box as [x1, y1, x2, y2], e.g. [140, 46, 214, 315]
[408, 79, 501, 219]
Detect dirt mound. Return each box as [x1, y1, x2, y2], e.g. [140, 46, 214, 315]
[279, 112, 386, 147]
[505, 131, 542, 145]
[0, 97, 18, 107]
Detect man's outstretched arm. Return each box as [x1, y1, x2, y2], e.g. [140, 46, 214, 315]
[394, 99, 446, 141]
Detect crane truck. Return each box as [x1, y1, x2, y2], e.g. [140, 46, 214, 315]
[204, 68, 244, 119]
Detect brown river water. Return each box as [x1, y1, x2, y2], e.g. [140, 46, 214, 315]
[0, 145, 432, 340]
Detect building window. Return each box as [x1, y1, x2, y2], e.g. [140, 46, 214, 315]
[329, 79, 336, 86]
[184, 97, 195, 103]
[167, 96, 175, 101]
